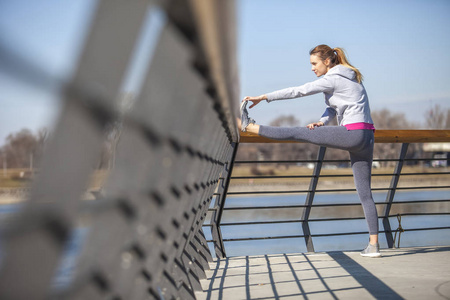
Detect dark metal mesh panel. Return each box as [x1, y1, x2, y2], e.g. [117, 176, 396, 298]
[0, 1, 238, 299]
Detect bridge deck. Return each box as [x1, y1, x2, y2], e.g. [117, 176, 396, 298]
[196, 246, 450, 299]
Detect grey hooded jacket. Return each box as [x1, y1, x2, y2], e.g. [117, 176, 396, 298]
[265, 65, 373, 126]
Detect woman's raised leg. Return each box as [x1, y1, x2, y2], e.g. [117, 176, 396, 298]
[258, 125, 366, 151]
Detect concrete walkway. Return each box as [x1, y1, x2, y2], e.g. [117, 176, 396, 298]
[196, 246, 450, 300]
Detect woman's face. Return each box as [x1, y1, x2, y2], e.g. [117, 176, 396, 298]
[310, 54, 330, 77]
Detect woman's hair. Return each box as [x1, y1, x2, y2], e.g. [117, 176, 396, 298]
[309, 44, 363, 83]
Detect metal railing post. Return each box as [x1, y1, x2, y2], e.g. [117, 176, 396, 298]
[383, 143, 409, 248]
[210, 142, 238, 258]
[302, 146, 326, 252]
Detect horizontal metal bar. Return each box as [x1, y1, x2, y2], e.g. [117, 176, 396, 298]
[231, 175, 317, 180]
[222, 234, 306, 242]
[402, 226, 450, 232]
[231, 172, 450, 180]
[217, 212, 450, 226]
[393, 185, 450, 191]
[389, 212, 450, 217]
[227, 189, 344, 195]
[231, 174, 381, 180]
[399, 172, 450, 176]
[227, 185, 450, 195]
[387, 199, 450, 205]
[212, 199, 450, 211]
[234, 157, 449, 164]
[220, 203, 365, 211]
[309, 226, 450, 238]
[220, 219, 304, 226]
[220, 205, 308, 210]
[204, 226, 450, 242]
[234, 160, 346, 164]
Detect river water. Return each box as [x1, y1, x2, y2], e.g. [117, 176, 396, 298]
[206, 189, 450, 257]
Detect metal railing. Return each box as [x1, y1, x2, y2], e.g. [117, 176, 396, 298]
[205, 130, 450, 257]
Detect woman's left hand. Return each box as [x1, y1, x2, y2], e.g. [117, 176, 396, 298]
[243, 95, 267, 108]
[306, 122, 324, 130]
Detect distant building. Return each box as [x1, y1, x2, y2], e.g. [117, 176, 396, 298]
[423, 143, 450, 167]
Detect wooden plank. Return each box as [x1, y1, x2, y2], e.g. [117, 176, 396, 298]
[375, 130, 450, 143]
[239, 130, 450, 144]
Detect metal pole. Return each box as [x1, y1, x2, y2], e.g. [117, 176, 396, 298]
[383, 143, 409, 248]
[302, 146, 326, 252]
[211, 142, 238, 258]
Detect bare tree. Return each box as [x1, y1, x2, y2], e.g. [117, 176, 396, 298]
[424, 104, 450, 129]
[446, 110, 450, 129]
[0, 128, 47, 169]
[371, 109, 416, 167]
[269, 115, 300, 127]
[372, 109, 413, 129]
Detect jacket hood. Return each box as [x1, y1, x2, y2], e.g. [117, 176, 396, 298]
[326, 65, 356, 81]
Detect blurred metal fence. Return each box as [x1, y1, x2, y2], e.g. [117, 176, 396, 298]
[0, 0, 239, 299]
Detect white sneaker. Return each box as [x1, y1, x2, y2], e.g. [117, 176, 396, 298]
[360, 242, 381, 257]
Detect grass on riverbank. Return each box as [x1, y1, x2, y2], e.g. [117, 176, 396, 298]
[230, 165, 449, 186]
[0, 169, 110, 190]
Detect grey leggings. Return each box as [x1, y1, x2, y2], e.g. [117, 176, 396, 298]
[259, 125, 378, 235]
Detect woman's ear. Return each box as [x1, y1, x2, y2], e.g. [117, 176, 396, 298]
[324, 57, 331, 67]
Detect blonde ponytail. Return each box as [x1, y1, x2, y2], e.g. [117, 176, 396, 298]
[333, 47, 363, 83]
[310, 45, 363, 83]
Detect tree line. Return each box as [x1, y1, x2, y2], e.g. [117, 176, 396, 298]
[0, 105, 449, 170]
[0, 125, 120, 170]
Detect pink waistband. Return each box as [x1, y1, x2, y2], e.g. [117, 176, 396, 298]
[344, 122, 376, 131]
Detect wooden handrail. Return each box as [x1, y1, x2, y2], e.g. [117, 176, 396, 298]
[240, 130, 450, 143]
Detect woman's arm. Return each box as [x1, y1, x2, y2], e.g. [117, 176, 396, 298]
[243, 76, 334, 109]
[319, 106, 337, 125]
[266, 77, 334, 102]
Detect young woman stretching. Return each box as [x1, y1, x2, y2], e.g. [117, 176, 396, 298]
[240, 44, 380, 257]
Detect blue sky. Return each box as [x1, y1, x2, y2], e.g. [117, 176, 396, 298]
[238, 0, 450, 126]
[1, 0, 450, 146]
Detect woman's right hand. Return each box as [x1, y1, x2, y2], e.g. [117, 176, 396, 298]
[243, 95, 267, 108]
[306, 121, 324, 130]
